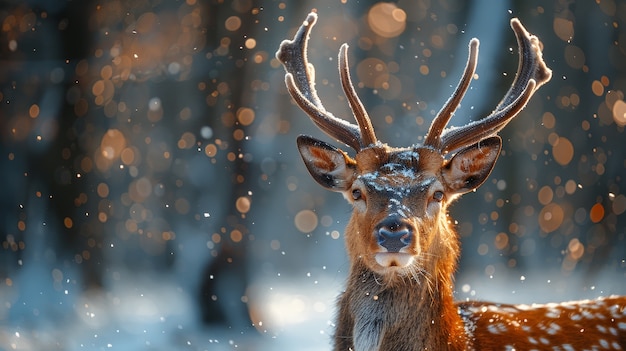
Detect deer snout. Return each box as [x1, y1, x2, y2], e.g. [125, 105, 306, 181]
[376, 216, 413, 252]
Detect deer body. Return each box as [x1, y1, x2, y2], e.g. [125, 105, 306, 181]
[277, 11, 626, 351]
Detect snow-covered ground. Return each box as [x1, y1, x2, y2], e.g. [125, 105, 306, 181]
[2, 262, 624, 351]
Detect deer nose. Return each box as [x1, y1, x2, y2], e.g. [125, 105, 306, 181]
[376, 216, 413, 252]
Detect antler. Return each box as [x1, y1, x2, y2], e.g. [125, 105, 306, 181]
[278, 13, 552, 155]
[423, 39, 479, 149]
[425, 18, 552, 154]
[276, 12, 377, 151]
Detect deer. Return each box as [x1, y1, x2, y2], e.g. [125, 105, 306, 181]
[276, 11, 626, 351]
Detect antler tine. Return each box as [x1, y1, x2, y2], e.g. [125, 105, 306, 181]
[423, 39, 480, 149]
[495, 19, 552, 109]
[438, 18, 552, 154]
[339, 44, 378, 148]
[276, 12, 363, 151]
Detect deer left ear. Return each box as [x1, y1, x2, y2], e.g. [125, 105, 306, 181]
[296, 135, 356, 192]
[442, 136, 502, 195]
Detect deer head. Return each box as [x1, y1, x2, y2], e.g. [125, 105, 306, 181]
[276, 12, 552, 284]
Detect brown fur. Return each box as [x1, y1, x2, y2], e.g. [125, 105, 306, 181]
[298, 138, 626, 351]
[297, 137, 503, 350]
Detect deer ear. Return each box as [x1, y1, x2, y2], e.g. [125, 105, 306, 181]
[442, 136, 502, 195]
[297, 135, 356, 191]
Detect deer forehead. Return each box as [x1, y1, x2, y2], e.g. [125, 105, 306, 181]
[355, 145, 443, 177]
[353, 146, 445, 198]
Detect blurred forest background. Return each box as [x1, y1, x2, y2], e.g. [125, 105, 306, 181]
[1, 0, 625, 350]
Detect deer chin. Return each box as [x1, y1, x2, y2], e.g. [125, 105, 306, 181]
[374, 252, 414, 269]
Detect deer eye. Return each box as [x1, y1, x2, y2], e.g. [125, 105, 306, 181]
[433, 191, 444, 202]
[352, 188, 363, 201]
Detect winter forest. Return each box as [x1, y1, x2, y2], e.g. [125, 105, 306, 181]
[1, 0, 625, 349]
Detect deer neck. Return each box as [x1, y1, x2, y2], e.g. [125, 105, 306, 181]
[342, 242, 468, 350]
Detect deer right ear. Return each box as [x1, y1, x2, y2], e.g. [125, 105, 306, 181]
[296, 135, 356, 192]
[442, 136, 502, 195]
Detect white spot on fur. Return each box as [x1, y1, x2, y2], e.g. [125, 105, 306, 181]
[599, 339, 609, 348]
[545, 322, 561, 335]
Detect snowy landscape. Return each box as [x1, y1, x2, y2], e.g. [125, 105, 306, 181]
[2, 0, 626, 350]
